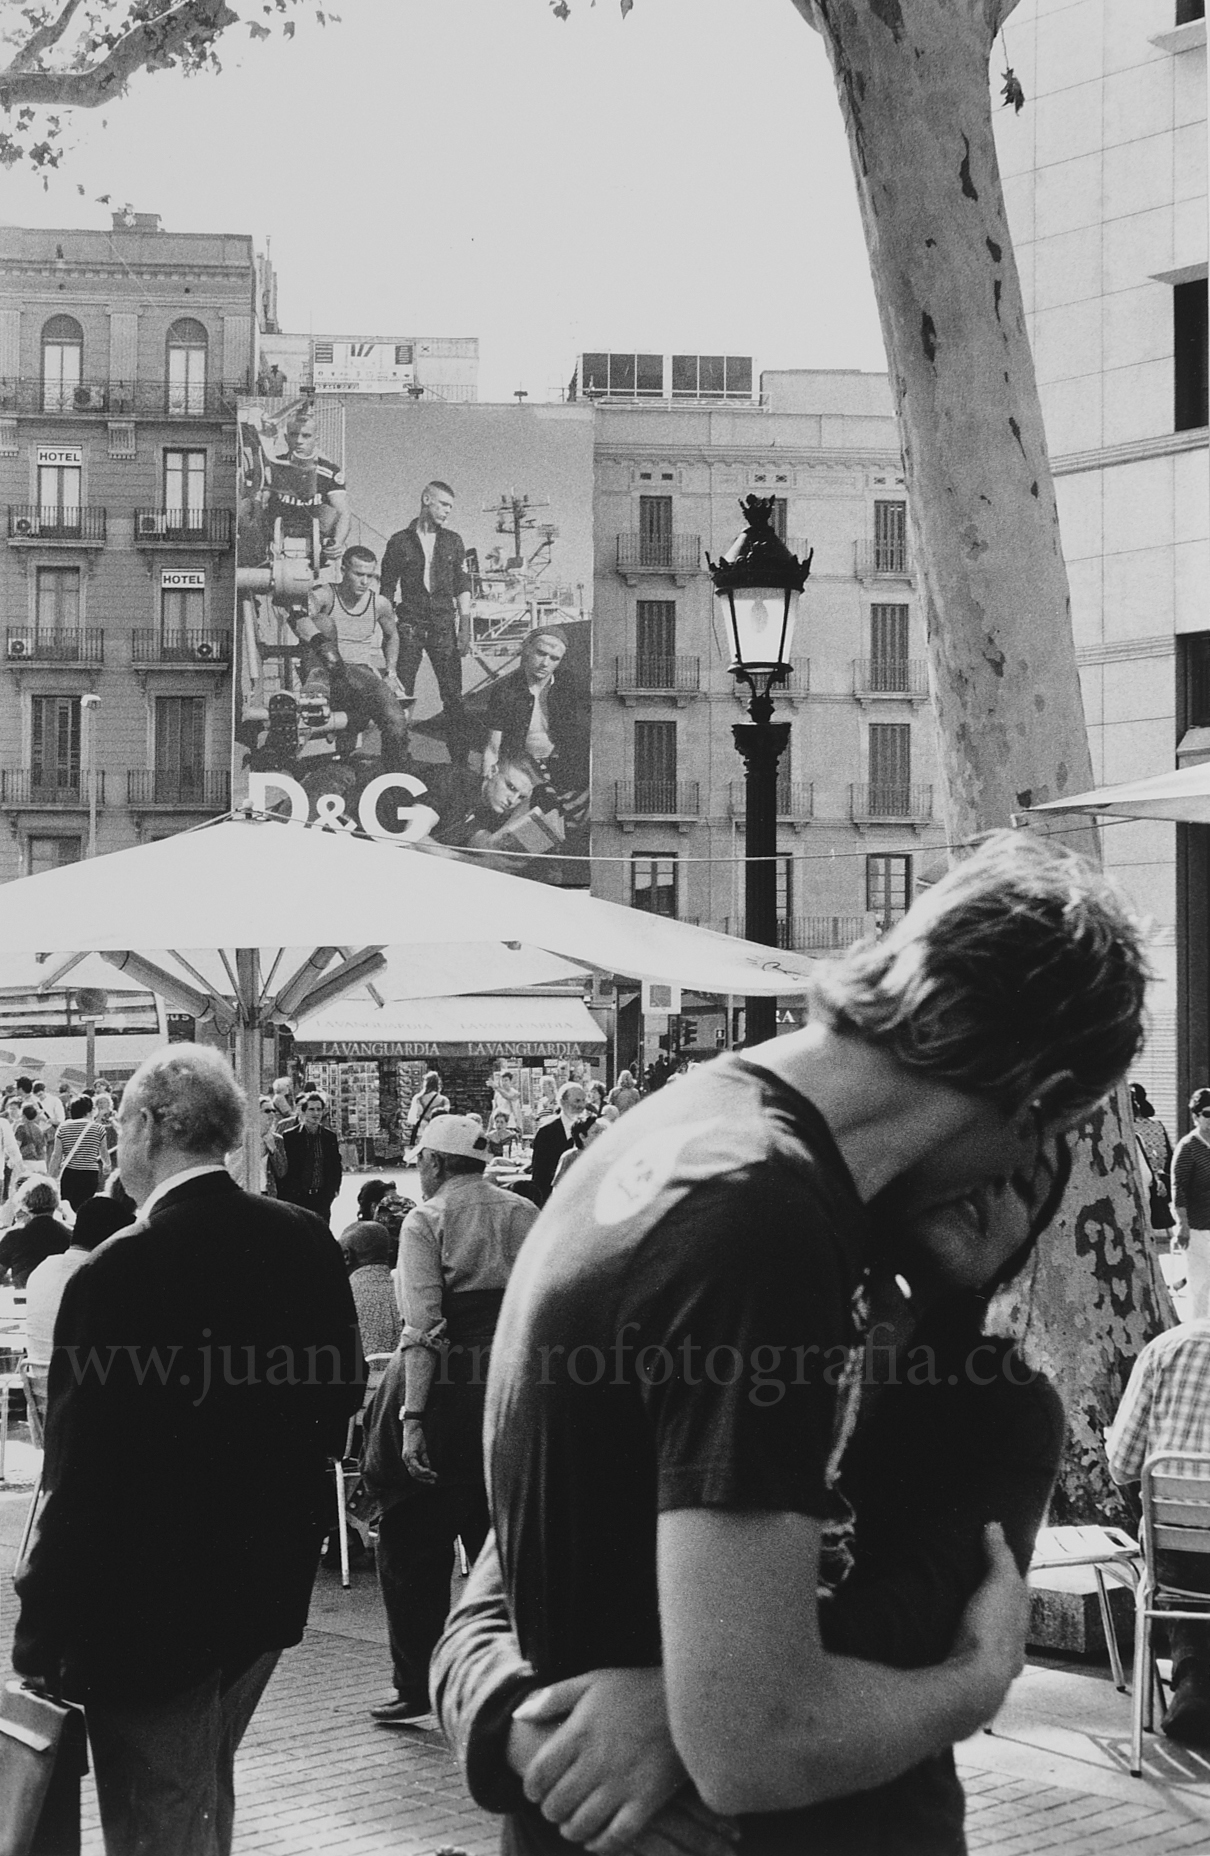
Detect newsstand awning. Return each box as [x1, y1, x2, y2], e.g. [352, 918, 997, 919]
[293, 993, 607, 1060]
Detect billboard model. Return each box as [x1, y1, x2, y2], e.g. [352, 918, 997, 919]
[233, 398, 594, 884]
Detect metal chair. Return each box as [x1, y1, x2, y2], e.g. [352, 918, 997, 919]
[330, 1352, 395, 1589]
[1029, 1523, 1141, 1691]
[13, 1359, 48, 1573]
[1131, 1450, 1210, 1777]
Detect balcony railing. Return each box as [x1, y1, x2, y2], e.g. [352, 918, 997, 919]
[131, 630, 233, 666]
[854, 539, 913, 578]
[614, 653, 701, 695]
[614, 780, 700, 819]
[127, 769, 231, 809]
[132, 507, 235, 545]
[616, 534, 701, 577]
[8, 505, 107, 542]
[796, 916, 869, 951]
[850, 783, 934, 822]
[852, 658, 929, 697]
[0, 378, 250, 418]
[728, 780, 814, 820]
[720, 915, 867, 952]
[0, 769, 106, 807]
[5, 628, 104, 665]
[730, 660, 810, 699]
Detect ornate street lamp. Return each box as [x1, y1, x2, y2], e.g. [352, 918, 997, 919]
[709, 495, 812, 1047]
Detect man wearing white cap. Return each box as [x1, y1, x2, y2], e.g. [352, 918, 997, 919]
[362, 1114, 538, 1725]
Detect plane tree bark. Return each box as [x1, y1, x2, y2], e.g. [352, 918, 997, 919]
[789, 0, 1172, 1519]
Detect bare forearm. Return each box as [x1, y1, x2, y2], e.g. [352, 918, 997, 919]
[692, 1648, 1006, 1813]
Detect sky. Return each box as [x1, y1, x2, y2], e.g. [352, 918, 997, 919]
[0, 0, 888, 402]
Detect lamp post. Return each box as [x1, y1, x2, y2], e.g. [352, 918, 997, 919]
[708, 495, 812, 1048]
[81, 692, 100, 859]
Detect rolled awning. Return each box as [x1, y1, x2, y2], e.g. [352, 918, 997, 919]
[293, 993, 607, 1059]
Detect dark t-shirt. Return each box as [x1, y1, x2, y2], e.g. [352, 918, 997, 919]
[486, 1055, 871, 1689]
[0, 1213, 72, 1288]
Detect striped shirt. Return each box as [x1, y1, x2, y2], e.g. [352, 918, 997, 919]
[1106, 1321, 1210, 1483]
[1173, 1132, 1210, 1227]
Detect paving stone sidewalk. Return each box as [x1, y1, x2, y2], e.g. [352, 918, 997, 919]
[7, 1478, 1210, 1854]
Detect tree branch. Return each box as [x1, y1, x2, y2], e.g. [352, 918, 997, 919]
[0, 0, 239, 109]
[6, 0, 87, 78]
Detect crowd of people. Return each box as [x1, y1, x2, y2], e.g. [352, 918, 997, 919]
[11, 830, 1210, 1854]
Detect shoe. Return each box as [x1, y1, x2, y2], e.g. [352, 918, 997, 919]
[1161, 1677, 1210, 1748]
[370, 1695, 433, 1726]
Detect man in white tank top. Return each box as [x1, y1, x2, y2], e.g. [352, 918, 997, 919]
[290, 545, 412, 770]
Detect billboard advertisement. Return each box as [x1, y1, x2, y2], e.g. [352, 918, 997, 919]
[233, 399, 594, 884]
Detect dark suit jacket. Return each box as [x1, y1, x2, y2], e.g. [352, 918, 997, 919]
[279, 1123, 343, 1210]
[528, 1118, 582, 1208]
[13, 1170, 362, 1704]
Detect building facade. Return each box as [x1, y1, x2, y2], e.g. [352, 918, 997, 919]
[0, 213, 254, 880]
[994, 0, 1208, 1127]
[586, 361, 949, 1012]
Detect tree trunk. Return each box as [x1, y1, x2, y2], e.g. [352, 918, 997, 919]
[796, 0, 1173, 1516]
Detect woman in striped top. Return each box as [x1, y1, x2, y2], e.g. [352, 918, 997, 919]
[49, 1095, 110, 1210]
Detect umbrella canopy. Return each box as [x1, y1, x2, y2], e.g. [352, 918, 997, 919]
[0, 814, 815, 997]
[1028, 762, 1210, 825]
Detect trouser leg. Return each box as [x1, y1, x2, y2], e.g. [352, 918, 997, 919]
[88, 1672, 224, 1856]
[375, 1482, 487, 1703]
[1158, 1547, 1210, 1682]
[426, 623, 467, 751]
[1186, 1230, 1210, 1319]
[395, 618, 424, 696]
[213, 1651, 280, 1856]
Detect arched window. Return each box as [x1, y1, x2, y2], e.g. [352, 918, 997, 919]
[167, 317, 208, 415]
[41, 315, 83, 412]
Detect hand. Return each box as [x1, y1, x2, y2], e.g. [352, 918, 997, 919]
[949, 1521, 1030, 1726]
[401, 1419, 437, 1484]
[514, 1667, 688, 1853]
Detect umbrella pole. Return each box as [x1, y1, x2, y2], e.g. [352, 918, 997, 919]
[235, 949, 263, 1193]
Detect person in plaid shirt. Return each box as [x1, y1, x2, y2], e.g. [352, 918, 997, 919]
[1107, 1324, 1210, 1745]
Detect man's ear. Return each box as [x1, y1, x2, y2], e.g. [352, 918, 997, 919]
[1016, 1071, 1078, 1137]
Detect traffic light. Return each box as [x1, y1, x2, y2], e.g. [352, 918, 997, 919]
[681, 1019, 698, 1048]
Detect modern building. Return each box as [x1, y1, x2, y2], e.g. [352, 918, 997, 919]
[994, 0, 1208, 1126]
[584, 357, 949, 1049]
[0, 212, 254, 880]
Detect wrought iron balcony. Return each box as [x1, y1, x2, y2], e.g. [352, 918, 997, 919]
[613, 653, 702, 696]
[728, 780, 814, 821]
[615, 534, 701, 580]
[730, 659, 810, 702]
[852, 658, 930, 698]
[720, 914, 867, 953]
[132, 507, 235, 545]
[854, 539, 913, 578]
[8, 505, 107, 543]
[5, 628, 104, 665]
[795, 916, 869, 951]
[131, 630, 232, 667]
[0, 378, 250, 418]
[614, 780, 701, 820]
[127, 769, 231, 809]
[850, 783, 934, 823]
[0, 769, 106, 807]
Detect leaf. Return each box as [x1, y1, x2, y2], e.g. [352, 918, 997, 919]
[95, 193, 111, 204]
[283, 18, 294, 34]
[1001, 66, 1026, 114]
[620, 0, 633, 12]
[248, 20, 270, 37]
